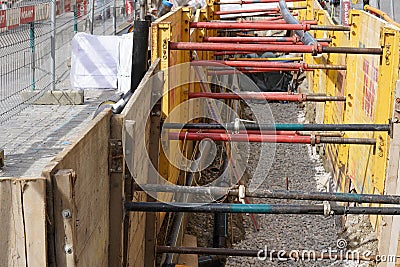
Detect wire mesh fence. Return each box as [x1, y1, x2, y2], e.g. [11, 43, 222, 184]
[0, 0, 132, 124]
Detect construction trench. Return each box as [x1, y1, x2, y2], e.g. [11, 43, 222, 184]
[3, 0, 400, 266]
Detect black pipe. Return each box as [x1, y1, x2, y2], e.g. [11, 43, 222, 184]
[163, 141, 213, 266]
[124, 202, 400, 215]
[279, 0, 317, 45]
[162, 123, 391, 132]
[131, 20, 150, 93]
[156, 246, 377, 261]
[136, 184, 400, 204]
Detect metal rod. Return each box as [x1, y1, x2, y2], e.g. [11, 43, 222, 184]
[162, 123, 391, 132]
[168, 132, 376, 145]
[29, 22, 36, 91]
[203, 36, 304, 43]
[206, 69, 294, 75]
[125, 202, 400, 215]
[215, 0, 305, 4]
[188, 92, 346, 101]
[50, 0, 56, 91]
[190, 22, 350, 31]
[226, 57, 303, 61]
[169, 42, 383, 55]
[214, 6, 305, 15]
[186, 129, 342, 137]
[155, 246, 377, 261]
[215, 19, 318, 25]
[137, 184, 400, 204]
[191, 60, 346, 70]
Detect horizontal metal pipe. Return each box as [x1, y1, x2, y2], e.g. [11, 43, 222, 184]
[168, 132, 376, 145]
[189, 129, 343, 137]
[226, 57, 303, 61]
[206, 69, 292, 75]
[187, 129, 298, 135]
[125, 202, 400, 215]
[191, 60, 346, 70]
[203, 36, 303, 43]
[215, 8, 281, 15]
[162, 123, 391, 132]
[214, 51, 254, 56]
[137, 185, 400, 204]
[190, 22, 350, 31]
[214, 6, 305, 15]
[170, 123, 390, 132]
[322, 46, 382, 54]
[169, 42, 383, 55]
[156, 246, 377, 261]
[188, 92, 345, 101]
[215, 0, 305, 4]
[220, 19, 318, 25]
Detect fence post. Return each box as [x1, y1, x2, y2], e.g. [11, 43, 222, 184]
[73, 5, 78, 33]
[29, 22, 36, 91]
[51, 0, 56, 91]
[89, 0, 95, 34]
[113, 0, 117, 35]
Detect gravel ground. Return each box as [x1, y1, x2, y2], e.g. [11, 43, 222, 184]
[224, 102, 378, 267]
[184, 100, 378, 267]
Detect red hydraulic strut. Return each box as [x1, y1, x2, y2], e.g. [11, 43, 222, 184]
[170, 42, 383, 55]
[215, 0, 305, 4]
[188, 92, 345, 102]
[169, 132, 376, 145]
[170, 132, 314, 143]
[191, 60, 346, 70]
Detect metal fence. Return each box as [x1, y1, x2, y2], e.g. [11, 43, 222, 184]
[0, 0, 132, 124]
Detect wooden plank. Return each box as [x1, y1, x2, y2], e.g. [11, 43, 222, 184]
[22, 178, 47, 267]
[0, 178, 46, 266]
[108, 114, 125, 267]
[122, 60, 162, 267]
[379, 82, 400, 261]
[53, 170, 77, 267]
[0, 179, 26, 266]
[177, 235, 198, 267]
[42, 109, 112, 267]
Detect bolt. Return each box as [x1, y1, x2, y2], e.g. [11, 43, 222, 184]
[64, 244, 73, 254]
[396, 98, 400, 104]
[62, 209, 72, 219]
[117, 141, 122, 146]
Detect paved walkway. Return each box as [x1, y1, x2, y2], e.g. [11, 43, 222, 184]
[0, 89, 115, 177]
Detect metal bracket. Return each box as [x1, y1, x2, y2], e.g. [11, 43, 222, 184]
[109, 139, 123, 173]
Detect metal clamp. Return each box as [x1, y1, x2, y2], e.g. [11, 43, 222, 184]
[238, 185, 246, 204]
[323, 201, 333, 217]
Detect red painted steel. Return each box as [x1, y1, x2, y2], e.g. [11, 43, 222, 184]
[170, 42, 317, 53]
[190, 22, 311, 31]
[188, 92, 306, 101]
[169, 132, 314, 144]
[187, 129, 299, 135]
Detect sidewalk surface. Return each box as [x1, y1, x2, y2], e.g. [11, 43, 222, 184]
[0, 89, 115, 177]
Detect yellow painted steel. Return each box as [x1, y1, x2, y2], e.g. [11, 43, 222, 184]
[151, 0, 400, 247]
[300, 1, 400, 234]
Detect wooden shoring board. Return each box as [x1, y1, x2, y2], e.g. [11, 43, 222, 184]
[0, 178, 46, 267]
[42, 109, 111, 267]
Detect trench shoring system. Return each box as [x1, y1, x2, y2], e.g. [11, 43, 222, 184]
[128, 0, 400, 265]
